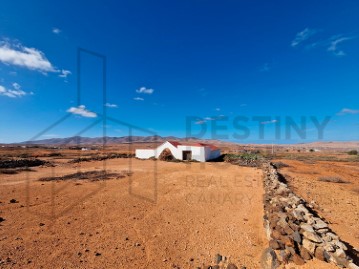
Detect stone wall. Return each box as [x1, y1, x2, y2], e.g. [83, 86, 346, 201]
[262, 162, 358, 268]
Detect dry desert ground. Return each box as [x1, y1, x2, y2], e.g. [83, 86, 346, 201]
[0, 147, 357, 269]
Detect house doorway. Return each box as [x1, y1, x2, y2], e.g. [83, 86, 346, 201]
[182, 150, 192, 160]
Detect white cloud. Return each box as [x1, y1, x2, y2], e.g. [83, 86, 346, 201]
[261, 119, 278, 125]
[136, 87, 154, 94]
[215, 108, 220, 111]
[204, 117, 215, 121]
[327, 35, 356, 56]
[0, 83, 32, 98]
[0, 41, 57, 73]
[52, 28, 61, 34]
[12, 82, 21, 90]
[133, 97, 144, 101]
[105, 102, 118, 108]
[67, 105, 97, 118]
[195, 120, 206, 125]
[291, 28, 317, 47]
[337, 108, 359, 115]
[58, 69, 71, 78]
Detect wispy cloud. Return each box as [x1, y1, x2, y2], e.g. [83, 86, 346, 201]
[291, 28, 318, 47]
[294, 30, 356, 57]
[105, 102, 118, 108]
[327, 35, 356, 56]
[0, 40, 56, 73]
[58, 69, 71, 78]
[195, 120, 206, 125]
[133, 97, 144, 101]
[12, 82, 21, 90]
[0, 83, 32, 98]
[259, 63, 271, 72]
[261, 119, 278, 125]
[136, 86, 154, 94]
[215, 108, 220, 111]
[67, 105, 97, 118]
[337, 108, 359, 115]
[52, 28, 61, 34]
[204, 117, 215, 121]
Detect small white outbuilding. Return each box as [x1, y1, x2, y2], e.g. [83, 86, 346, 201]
[135, 141, 221, 162]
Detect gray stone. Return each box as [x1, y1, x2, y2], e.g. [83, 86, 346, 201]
[293, 230, 301, 243]
[260, 248, 280, 269]
[214, 254, 222, 264]
[300, 223, 315, 233]
[323, 232, 339, 242]
[292, 209, 305, 221]
[302, 231, 323, 243]
[333, 240, 348, 251]
[313, 218, 328, 230]
[323, 242, 335, 252]
[302, 238, 316, 254]
[335, 248, 346, 259]
[316, 228, 329, 234]
[348, 262, 359, 269]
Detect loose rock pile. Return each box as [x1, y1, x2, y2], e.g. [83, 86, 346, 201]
[262, 162, 358, 268]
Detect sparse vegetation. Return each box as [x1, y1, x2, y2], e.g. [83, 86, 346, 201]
[69, 153, 134, 163]
[347, 150, 358, 155]
[224, 152, 264, 167]
[318, 176, 349, 184]
[0, 159, 47, 169]
[39, 170, 132, 182]
[272, 161, 289, 169]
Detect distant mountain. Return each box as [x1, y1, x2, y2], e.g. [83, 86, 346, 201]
[15, 135, 201, 145]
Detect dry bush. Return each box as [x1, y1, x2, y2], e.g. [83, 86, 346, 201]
[272, 161, 289, 169]
[0, 169, 18, 174]
[39, 170, 132, 182]
[318, 176, 349, 184]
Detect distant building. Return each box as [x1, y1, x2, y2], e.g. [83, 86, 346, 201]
[135, 141, 221, 162]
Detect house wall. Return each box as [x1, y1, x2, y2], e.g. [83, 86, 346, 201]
[177, 145, 205, 162]
[135, 149, 156, 159]
[136, 142, 221, 162]
[208, 149, 221, 160]
[154, 141, 182, 159]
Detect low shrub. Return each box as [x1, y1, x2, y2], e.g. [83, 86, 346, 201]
[318, 176, 349, 184]
[348, 150, 358, 155]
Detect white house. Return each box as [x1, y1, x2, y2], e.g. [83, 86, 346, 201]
[135, 141, 221, 162]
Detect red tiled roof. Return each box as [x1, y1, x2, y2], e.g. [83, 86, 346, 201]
[166, 141, 218, 151]
[167, 141, 182, 147]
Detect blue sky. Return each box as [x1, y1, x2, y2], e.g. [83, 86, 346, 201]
[0, 0, 358, 143]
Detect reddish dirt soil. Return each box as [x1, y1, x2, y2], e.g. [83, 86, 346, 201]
[0, 155, 348, 268]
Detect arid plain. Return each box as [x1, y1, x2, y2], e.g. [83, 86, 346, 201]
[0, 144, 358, 268]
